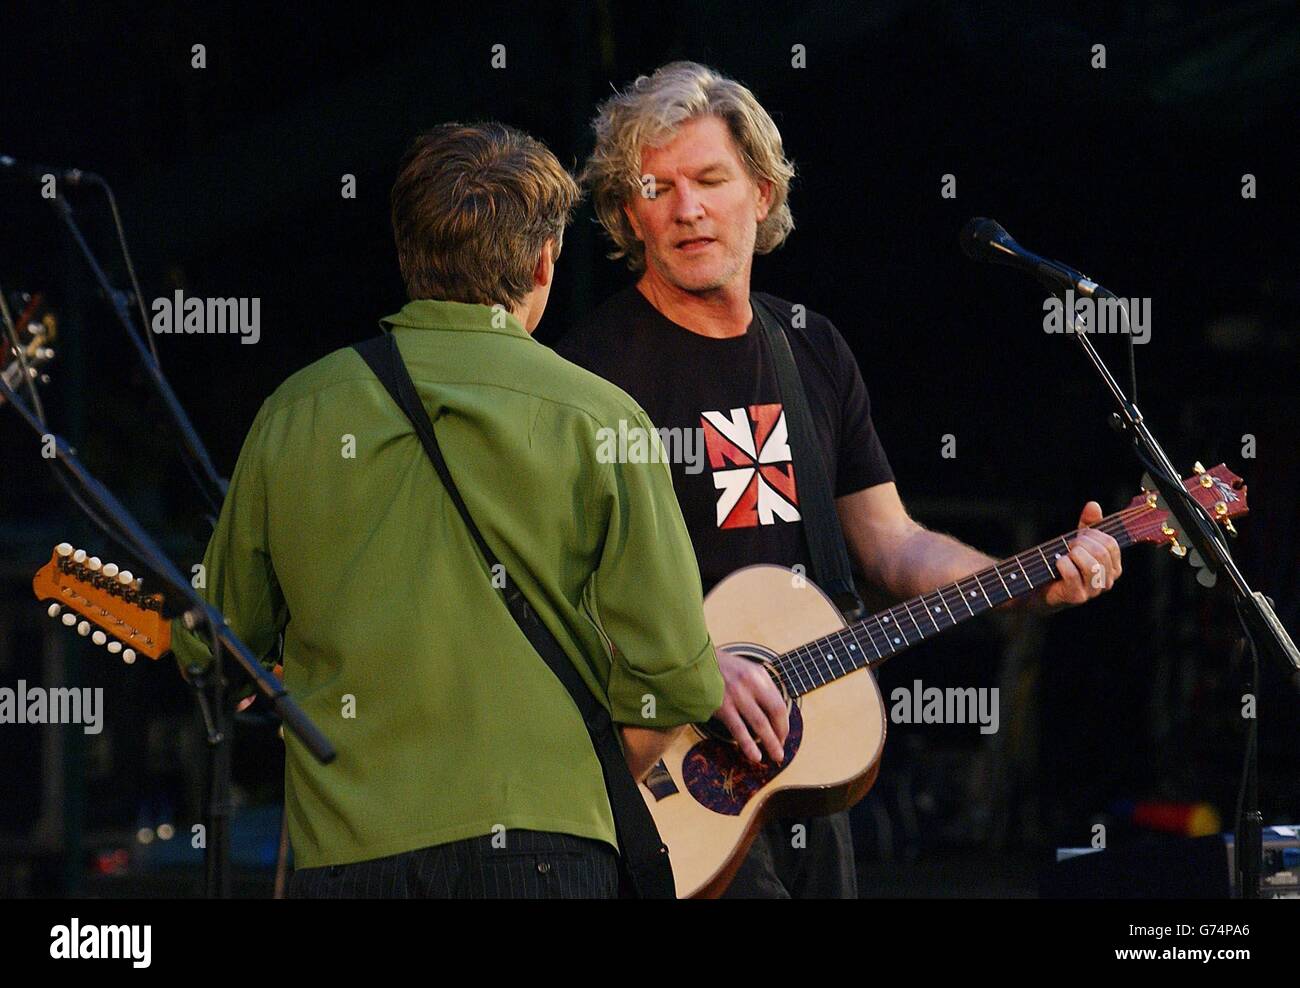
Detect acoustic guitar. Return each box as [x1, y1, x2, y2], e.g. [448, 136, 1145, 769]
[638, 463, 1246, 897]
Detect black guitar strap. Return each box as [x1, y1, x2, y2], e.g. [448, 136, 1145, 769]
[750, 295, 864, 620]
[351, 332, 676, 899]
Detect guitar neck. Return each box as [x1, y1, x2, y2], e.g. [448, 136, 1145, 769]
[774, 511, 1142, 699]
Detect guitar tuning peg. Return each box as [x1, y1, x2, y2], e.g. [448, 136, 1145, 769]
[1186, 547, 1219, 588]
[1224, 519, 1238, 537]
[117, 570, 134, 586]
[72, 549, 87, 563]
[92, 630, 107, 646]
[102, 562, 119, 578]
[61, 612, 76, 627]
[55, 543, 73, 557]
[87, 556, 102, 571]
[122, 648, 137, 665]
[1170, 540, 1187, 558]
[47, 603, 61, 618]
[76, 620, 91, 636]
[1193, 461, 1206, 474]
[106, 640, 123, 655]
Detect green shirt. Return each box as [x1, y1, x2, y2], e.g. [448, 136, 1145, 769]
[171, 299, 722, 868]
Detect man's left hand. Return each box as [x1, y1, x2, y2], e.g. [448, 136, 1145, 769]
[1032, 500, 1122, 612]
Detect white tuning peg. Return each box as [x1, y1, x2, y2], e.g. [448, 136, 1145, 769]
[55, 542, 73, 557]
[73, 549, 87, 563]
[92, 630, 107, 646]
[87, 557, 102, 571]
[76, 621, 90, 636]
[102, 562, 119, 578]
[106, 641, 122, 655]
[61, 612, 76, 626]
[122, 648, 137, 664]
[47, 603, 61, 618]
[117, 570, 134, 586]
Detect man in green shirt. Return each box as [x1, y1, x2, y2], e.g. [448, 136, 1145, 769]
[171, 122, 723, 898]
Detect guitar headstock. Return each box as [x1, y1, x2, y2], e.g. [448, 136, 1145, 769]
[1, 290, 57, 401]
[33, 543, 171, 662]
[1120, 462, 1248, 557]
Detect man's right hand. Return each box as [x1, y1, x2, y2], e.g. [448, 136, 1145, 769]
[713, 646, 790, 765]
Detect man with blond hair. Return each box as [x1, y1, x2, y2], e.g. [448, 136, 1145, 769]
[558, 63, 1121, 898]
[171, 122, 723, 898]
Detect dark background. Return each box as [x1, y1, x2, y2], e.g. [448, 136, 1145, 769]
[0, 0, 1296, 896]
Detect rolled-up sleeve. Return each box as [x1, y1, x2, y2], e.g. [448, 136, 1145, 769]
[586, 409, 723, 726]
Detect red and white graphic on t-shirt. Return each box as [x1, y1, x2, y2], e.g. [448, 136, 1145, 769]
[700, 404, 800, 529]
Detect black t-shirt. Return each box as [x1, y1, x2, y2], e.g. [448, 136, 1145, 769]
[555, 286, 894, 594]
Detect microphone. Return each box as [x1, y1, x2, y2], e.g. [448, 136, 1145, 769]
[960, 217, 1113, 299]
[0, 154, 101, 188]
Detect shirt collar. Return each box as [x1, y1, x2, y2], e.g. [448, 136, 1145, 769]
[379, 298, 531, 340]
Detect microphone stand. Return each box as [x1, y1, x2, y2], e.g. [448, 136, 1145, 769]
[0, 374, 335, 898]
[45, 185, 250, 891]
[48, 192, 228, 515]
[1058, 295, 1299, 899]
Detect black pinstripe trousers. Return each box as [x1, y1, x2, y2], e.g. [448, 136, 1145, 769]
[721, 811, 858, 898]
[288, 829, 620, 899]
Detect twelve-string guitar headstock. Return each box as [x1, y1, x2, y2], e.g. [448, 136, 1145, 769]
[32, 543, 171, 662]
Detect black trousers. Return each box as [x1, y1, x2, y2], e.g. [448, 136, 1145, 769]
[720, 810, 858, 898]
[289, 829, 620, 899]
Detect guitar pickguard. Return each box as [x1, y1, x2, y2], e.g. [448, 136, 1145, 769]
[681, 703, 803, 816]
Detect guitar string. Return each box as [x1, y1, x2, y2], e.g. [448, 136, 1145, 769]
[769, 502, 1200, 694]
[775, 505, 1166, 691]
[777, 503, 1207, 692]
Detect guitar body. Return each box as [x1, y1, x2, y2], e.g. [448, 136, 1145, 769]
[641, 564, 888, 898]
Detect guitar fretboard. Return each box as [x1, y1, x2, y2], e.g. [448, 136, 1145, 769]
[773, 515, 1141, 698]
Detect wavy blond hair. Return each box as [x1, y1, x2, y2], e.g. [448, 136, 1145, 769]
[582, 61, 795, 272]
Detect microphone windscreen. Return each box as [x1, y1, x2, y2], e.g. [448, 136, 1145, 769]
[959, 217, 1010, 262]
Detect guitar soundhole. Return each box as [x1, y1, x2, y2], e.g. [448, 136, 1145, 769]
[682, 703, 803, 816]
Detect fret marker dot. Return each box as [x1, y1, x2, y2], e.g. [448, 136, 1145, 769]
[893, 637, 901, 645]
[1009, 573, 1017, 579]
[933, 606, 941, 613]
[882, 615, 890, 623]
[970, 591, 977, 597]
[849, 644, 856, 650]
